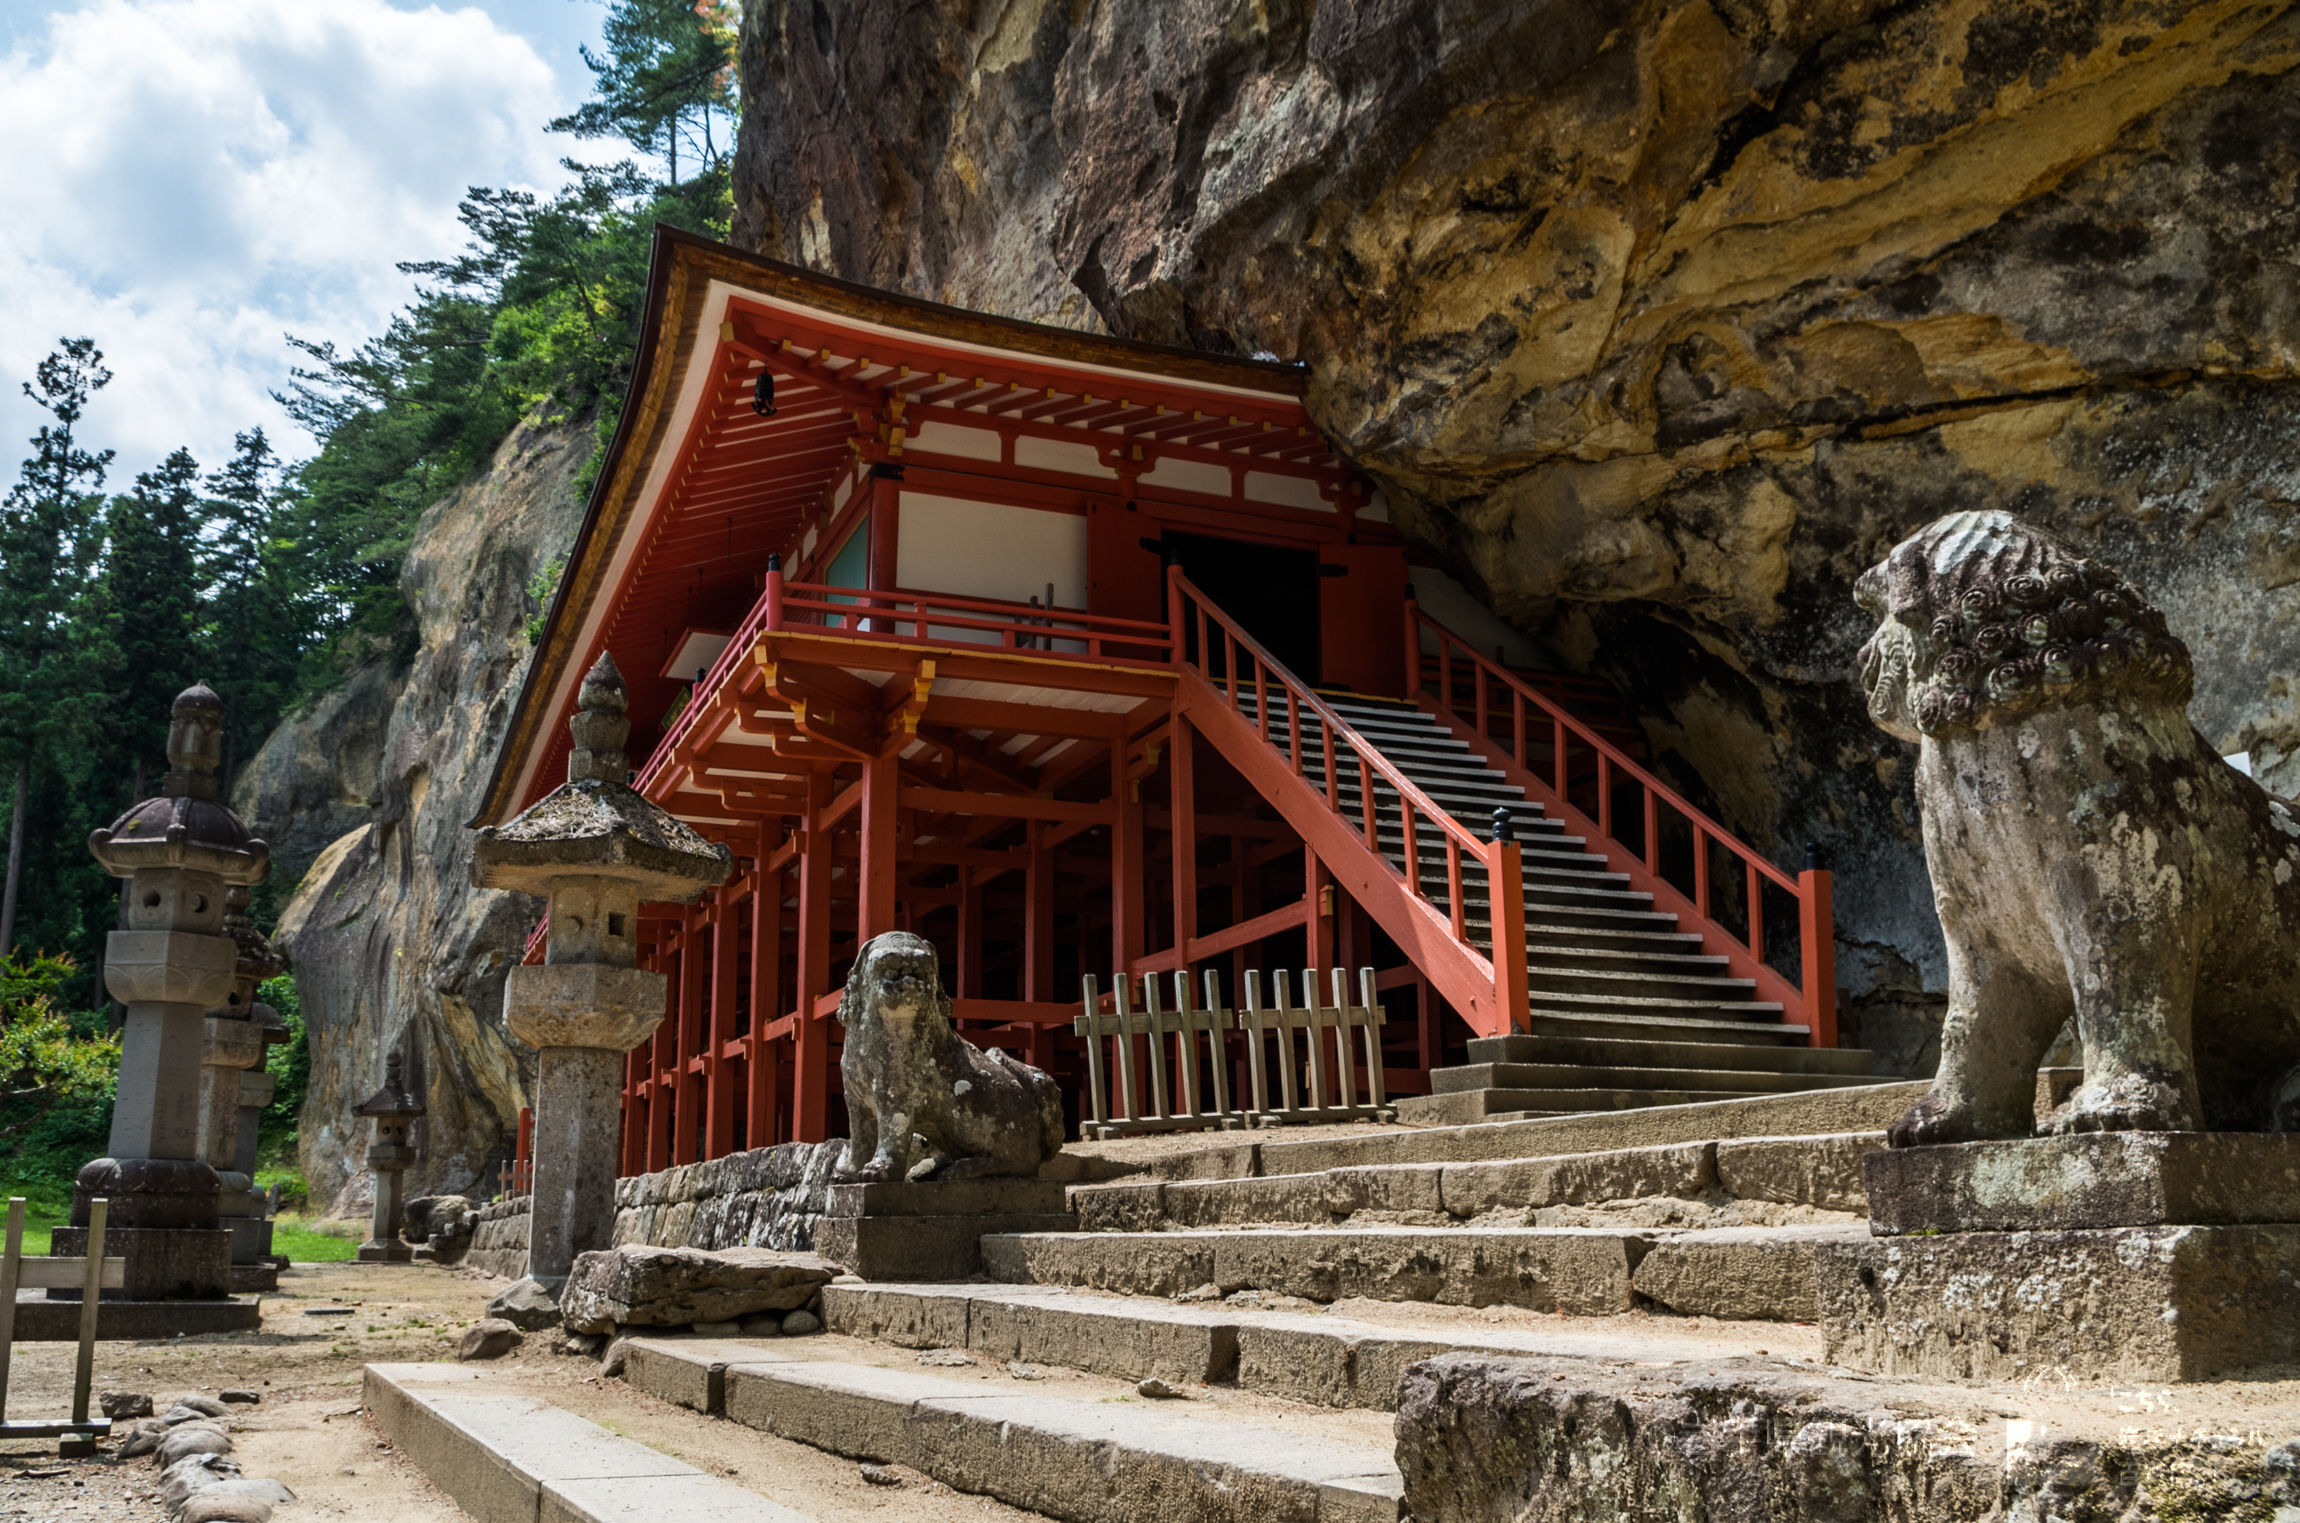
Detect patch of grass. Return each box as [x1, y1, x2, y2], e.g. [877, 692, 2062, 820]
[9, 1202, 65, 1256]
[273, 1213, 361, 1263]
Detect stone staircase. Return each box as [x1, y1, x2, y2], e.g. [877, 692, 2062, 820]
[380, 1081, 2300, 1522]
[580, 1089, 1917, 1522]
[1237, 690, 1877, 1124]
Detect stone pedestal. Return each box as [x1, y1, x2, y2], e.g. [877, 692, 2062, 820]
[359, 1141, 416, 1264]
[226, 1066, 279, 1286]
[814, 1179, 1076, 1281]
[355, 1051, 424, 1263]
[525, 1042, 630, 1285]
[1818, 1133, 2300, 1380]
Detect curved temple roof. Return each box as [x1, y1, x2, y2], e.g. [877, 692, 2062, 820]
[475, 227, 1352, 828]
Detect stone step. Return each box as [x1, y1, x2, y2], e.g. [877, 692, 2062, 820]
[710, 1351, 1403, 1523]
[984, 1225, 1656, 1314]
[1523, 963, 1757, 1001]
[1519, 923, 1705, 956]
[1430, 1063, 1879, 1097]
[363, 1362, 810, 1523]
[1519, 940, 1732, 975]
[1401, 1085, 1783, 1118]
[812, 1280, 1789, 1411]
[1523, 988, 1786, 1021]
[1238, 1082, 1925, 1178]
[1074, 1134, 1877, 1233]
[1520, 1010, 1810, 1046]
[977, 1219, 1865, 1324]
[1462, 1032, 1876, 1076]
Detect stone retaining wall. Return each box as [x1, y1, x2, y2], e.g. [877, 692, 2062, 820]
[461, 1139, 848, 1279]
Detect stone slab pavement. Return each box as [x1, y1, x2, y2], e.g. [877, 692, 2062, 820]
[363, 1362, 810, 1523]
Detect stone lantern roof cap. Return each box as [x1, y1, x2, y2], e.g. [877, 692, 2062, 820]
[469, 652, 732, 903]
[89, 683, 270, 885]
[354, 1052, 425, 1118]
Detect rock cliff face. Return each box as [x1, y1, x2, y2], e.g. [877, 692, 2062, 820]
[734, 0, 2300, 1070]
[236, 416, 588, 1212]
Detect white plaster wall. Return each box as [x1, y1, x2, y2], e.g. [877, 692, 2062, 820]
[896, 492, 1089, 611]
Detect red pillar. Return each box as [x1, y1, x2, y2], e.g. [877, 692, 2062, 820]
[956, 867, 982, 999]
[857, 749, 899, 943]
[1110, 740, 1144, 975]
[673, 912, 706, 1165]
[706, 889, 740, 1159]
[1169, 715, 1196, 960]
[620, 1047, 646, 1177]
[793, 772, 834, 1143]
[646, 927, 679, 1172]
[866, 471, 900, 632]
[1025, 821, 1055, 1068]
[748, 831, 784, 1146]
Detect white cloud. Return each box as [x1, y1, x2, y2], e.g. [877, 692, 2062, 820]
[0, 0, 570, 475]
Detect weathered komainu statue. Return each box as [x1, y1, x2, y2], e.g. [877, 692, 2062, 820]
[837, 930, 1065, 1182]
[1856, 510, 2300, 1144]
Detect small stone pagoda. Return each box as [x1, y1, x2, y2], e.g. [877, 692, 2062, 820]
[471, 653, 732, 1284]
[201, 885, 288, 1288]
[70, 683, 269, 1327]
[354, 1051, 425, 1264]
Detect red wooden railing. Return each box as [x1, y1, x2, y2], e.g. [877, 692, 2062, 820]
[1171, 568, 1530, 1036]
[497, 1105, 535, 1200]
[1407, 603, 1836, 1046]
[629, 562, 1173, 804]
[772, 575, 1174, 664]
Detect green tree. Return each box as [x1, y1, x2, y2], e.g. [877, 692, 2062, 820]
[0, 341, 115, 961]
[200, 430, 305, 796]
[552, 0, 739, 184]
[100, 448, 206, 789]
[0, 951, 117, 1143]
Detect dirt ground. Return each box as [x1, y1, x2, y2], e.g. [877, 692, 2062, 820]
[0, 1264, 1160, 1523]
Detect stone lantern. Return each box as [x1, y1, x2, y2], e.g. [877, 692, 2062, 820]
[470, 653, 731, 1284]
[354, 1051, 424, 1263]
[200, 886, 285, 1283]
[69, 683, 268, 1316]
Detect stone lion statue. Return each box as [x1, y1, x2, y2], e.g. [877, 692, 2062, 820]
[1856, 510, 2300, 1143]
[836, 931, 1065, 1181]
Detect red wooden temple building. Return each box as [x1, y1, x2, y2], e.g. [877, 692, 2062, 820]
[475, 229, 1852, 1175]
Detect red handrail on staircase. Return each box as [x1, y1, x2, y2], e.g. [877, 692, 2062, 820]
[1169, 568, 1530, 1036]
[1406, 602, 1836, 1047]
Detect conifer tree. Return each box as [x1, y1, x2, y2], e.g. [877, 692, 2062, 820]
[551, 0, 738, 183]
[102, 448, 205, 788]
[200, 430, 301, 797]
[0, 340, 114, 961]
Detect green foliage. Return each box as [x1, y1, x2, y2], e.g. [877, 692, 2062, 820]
[0, 952, 118, 1206]
[525, 555, 569, 644]
[0, 4, 739, 1170]
[257, 973, 308, 1165]
[554, 0, 739, 184]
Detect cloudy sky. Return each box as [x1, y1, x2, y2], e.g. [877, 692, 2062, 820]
[0, 0, 609, 477]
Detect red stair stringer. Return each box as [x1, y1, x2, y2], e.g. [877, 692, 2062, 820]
[1178, 671, 1519, 1036]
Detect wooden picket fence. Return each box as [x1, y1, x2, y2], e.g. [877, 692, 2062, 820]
[1072, 967, 1391, 1139]
[0, 1197, 122, 1445]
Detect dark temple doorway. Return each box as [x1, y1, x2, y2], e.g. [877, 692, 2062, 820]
[1164, 530, 1322, 683]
